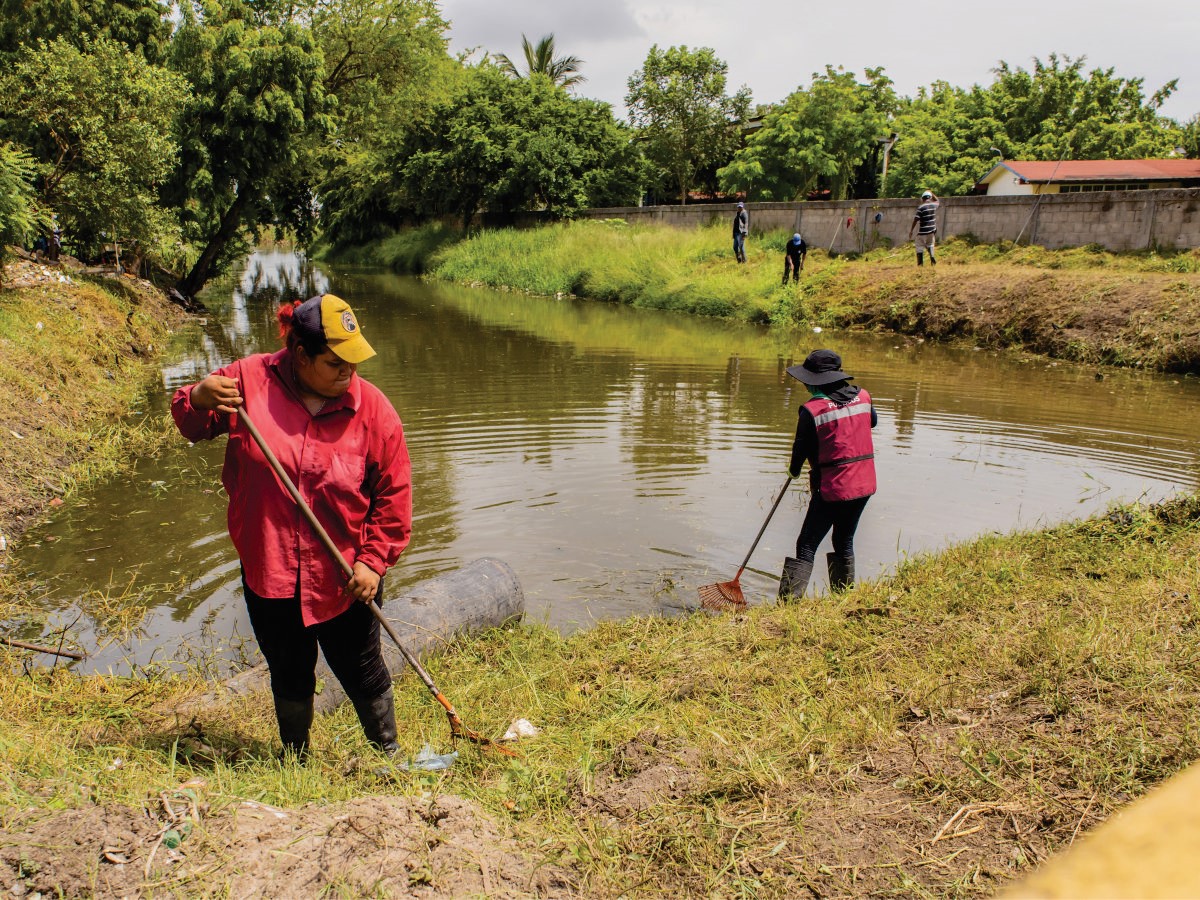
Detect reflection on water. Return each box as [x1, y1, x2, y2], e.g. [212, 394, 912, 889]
[20, 252, 1200, 674]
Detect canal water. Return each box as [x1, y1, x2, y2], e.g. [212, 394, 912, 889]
[19, 252, 1200, 674]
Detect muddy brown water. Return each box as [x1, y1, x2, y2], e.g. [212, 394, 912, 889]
[18, 252, 1200, 674]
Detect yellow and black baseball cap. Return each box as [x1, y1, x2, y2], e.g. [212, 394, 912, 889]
[294, 293, 375, 364]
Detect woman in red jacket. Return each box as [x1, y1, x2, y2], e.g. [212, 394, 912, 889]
[172, 293, 412, 758]
[778, 349, 877, 600]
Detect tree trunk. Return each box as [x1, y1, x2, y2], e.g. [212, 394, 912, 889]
[176, 185, 254, 299]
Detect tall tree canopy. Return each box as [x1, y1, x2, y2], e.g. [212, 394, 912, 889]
[395, 66, 642, 228]
[0, 0, 170, 63]
[719, 66, 897, 201]
[625, 45, 751, 205]
[496, 33, 585, 89]
[305, 0, 458, 249]
[165, 0, 331, 297]
[0, 37, 188, 256]
[886, 54, 1185, 197]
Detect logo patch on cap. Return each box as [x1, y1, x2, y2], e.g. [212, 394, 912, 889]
[341, 311, 357, 333]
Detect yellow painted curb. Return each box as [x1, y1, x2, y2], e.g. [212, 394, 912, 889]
[1002, 762, 1200, 898]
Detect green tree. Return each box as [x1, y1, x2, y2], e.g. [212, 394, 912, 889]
[0, 142, 44, 260]
[888, 55, 1183, 197]
[0, 0, 170, 62]
[884, 82, 1001, 197]
[625, 45, 751, 204]
[301, 0, 459, 248]
[719, 66, 897, 201]
[166, 0, 332, 298]
[0, 37, 188, 258]
[396, 66, 642, 228]
[1180, 115, 1200, 158]
[496, 33, 585, 89]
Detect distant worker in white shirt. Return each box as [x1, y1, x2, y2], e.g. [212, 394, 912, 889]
[908, 190, 939, 267]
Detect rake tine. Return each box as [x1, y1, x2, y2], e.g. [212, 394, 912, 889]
[697, 475, 792, 611]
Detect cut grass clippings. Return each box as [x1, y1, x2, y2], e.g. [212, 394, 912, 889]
[356, 219, 1200, 373]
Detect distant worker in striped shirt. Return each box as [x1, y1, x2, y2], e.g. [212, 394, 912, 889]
[908, 190, 939, 266]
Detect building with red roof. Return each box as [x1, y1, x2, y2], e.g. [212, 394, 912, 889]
[975, 159, 1200, 196]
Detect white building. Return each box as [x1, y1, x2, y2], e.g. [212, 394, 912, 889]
[975, 159, 1200, 196]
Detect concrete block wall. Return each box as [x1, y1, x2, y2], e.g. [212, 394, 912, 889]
[579, 188, 1200, 252]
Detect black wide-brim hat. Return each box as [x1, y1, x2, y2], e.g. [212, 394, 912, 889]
[786, 349, 851, 386]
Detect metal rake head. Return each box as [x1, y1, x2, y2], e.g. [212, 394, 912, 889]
[697, 580, 747, 613]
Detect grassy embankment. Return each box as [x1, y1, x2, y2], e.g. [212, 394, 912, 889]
[2, 493, 1199, 895]
[2, 250, 1200, 895]
[0, 265, 184, 627]
[352, 219, 1200, 372]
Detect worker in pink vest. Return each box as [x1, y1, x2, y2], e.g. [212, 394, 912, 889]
[778, 349, 877, 600]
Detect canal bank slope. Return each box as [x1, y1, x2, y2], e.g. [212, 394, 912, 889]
[3, 252, 1200, 897]
[348, 220, 1200, 373]
[0, 257, 184, 555]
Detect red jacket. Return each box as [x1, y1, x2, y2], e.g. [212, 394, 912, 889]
[172, 350, 412, 625]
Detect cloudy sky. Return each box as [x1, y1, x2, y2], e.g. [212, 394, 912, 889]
[438, 0, 1198, 125]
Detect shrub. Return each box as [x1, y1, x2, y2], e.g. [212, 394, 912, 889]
[0, 142, 43, 261]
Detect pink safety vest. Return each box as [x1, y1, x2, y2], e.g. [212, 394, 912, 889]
[802, 388, 877, 501]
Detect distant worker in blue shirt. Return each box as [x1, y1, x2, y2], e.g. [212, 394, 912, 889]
[782, 233, 807, 284]
[908, 190, 939, 266]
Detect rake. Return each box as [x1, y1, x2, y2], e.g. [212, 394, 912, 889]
[697, 475, 792, 612]
[237, 406, 518, 758]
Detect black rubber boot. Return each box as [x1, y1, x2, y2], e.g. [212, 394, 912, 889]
[273, 692, 314, 760]
[777, 556, 813, 601]
[826, 552, 856, 592]
[351, 689, 399, 754]
[916, 252, 924, 266]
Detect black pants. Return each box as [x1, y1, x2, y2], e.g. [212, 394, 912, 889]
[243, 574, 391, 704]
[795, 494, 870, 563]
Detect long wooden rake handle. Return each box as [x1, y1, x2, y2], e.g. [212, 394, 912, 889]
[237, 406, 514, 755]
[731, 475, 792, 580]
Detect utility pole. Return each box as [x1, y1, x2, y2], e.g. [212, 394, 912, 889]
[878, 132, 898, 197]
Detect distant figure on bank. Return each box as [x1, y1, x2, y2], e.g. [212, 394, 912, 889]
[732, 201, 749, 263]
[777, 349, 877, 601]
[782, 232, 807, 284]
[48, 216, 62, 263]
[908, 190, 938, 266]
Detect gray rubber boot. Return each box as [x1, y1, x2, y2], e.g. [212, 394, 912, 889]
[826, 552, 856, 591]
[351, 689, 399, 754]
[777, 556, 813, 602]
[273, 692, 314, 760]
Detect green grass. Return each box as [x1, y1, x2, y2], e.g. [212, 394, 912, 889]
[342, 220, 1200, 371]
[2, 495, 1198, 895]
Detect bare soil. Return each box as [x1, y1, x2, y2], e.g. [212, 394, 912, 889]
[843, 265, 1200, 371]
[0, 791, 575, 898]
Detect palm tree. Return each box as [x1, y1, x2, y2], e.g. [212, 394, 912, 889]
[495, 33, 586, 89]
